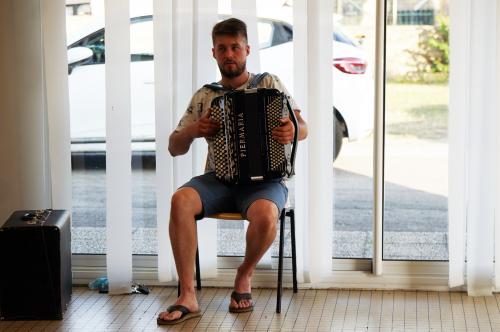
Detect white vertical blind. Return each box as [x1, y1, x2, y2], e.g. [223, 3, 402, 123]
[192, 0, 216, 177]
[231, 0, 260, 73]
[448, 0, 469, 288]
[292, 0, 307, 284]
[41, 0, 72, 212]
[193, 0, 218, 279]
[105, 0, 133, 294]
[372, 0, 386, 276]
[496, 0, 500, 290]
[305, 0, 333, 283]
[465, 0, 496, 296]
[173, 0, 194, 188]
[449, 0, 499, 295]
[154, 0, 177, 282]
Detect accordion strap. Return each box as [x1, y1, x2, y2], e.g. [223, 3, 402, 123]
[285, 97, 299, 178]
[247, 72, 269, 88]
[203, 72, 270, 91]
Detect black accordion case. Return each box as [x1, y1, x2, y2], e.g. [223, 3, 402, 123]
[210, 88, 298, 184]
[0, 210, 72, 320]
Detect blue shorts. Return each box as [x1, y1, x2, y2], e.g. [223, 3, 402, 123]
[180, 172, 288, 220]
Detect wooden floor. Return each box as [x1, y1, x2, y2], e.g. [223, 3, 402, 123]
[1, 287, 500, 331]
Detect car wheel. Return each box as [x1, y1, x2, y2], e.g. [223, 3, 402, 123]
[334, 118, 343, 161]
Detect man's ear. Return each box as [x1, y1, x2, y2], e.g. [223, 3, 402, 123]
[212, 47, 215, 59]
[246, 44, 250, 56]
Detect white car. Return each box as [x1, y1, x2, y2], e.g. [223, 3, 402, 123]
[67, 16, 372, 166]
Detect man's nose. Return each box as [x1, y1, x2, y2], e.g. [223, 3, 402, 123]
[224, 49, 234, 58]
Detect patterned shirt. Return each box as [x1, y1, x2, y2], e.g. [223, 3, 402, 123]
[174, 73, 299, 172]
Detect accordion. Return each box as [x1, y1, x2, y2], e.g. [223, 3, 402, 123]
[209, 88, 298, 184]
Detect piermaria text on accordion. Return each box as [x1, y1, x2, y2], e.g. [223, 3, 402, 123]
[237, 112, 247, 158]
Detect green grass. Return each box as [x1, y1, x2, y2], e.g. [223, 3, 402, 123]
[386, 83, 449, 141]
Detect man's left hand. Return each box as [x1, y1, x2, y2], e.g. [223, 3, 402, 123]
[272, 118, 295, 144]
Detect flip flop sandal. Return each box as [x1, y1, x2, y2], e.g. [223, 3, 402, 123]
[157, 304, 201, 325]
[229, 291, 254, 313]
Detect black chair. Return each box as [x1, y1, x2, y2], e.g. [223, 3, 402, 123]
[178, 208, 297, 313]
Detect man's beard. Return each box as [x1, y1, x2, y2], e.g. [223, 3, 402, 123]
[219, 61, 246, 78]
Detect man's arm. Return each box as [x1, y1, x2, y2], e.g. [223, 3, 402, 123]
[168, 109, 220, 156]
[272, 109, 308, 144]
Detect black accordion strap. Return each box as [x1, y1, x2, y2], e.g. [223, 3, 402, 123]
[285, 97, 299, 177]
[203, 72, 270, 91]
[247, 72, 269, 88]
[203, 82, 227, 91]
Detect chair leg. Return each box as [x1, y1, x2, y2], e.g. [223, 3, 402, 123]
[195, 246, 201, 290]
[276, 209, 286, 313]
[178, 245, 202, 297]
[289, 209, 298, 293]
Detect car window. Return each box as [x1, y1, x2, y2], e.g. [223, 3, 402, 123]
[271, 22, 293, 47]
[74, 30, 105, 65]
[69, 16, 154, 67]
[281, 23, 293, 42]
[271, 21, 358, 48]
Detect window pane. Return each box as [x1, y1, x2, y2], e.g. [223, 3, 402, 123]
[68, 0, 157, 255]
[383, 1, 449, 261]
[67, 0, 106, 254]
[332, 0, 375, 259]
[129, 4, 156, 255]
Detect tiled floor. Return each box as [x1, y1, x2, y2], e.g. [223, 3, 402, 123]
[1, 287, 500, 331]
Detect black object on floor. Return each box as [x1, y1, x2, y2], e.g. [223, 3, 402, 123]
[0, 210, 72, 320]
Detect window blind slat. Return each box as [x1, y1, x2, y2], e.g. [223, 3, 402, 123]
[105, 0, 133, 294]
[154, 0, 177, 282]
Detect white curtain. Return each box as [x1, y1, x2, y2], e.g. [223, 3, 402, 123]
[156, 0, 219, 282]
[193, 0, 219, 279]
[449, 0, 500, 296]
[105, 0, 133, 294]
[41, 0, 73, 212]
[154, 0, 177, 282]
[293, 0, 333, 284]
[232, 0, 260, 72]
[292, 0, 308, 284]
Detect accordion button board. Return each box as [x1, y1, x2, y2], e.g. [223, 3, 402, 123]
[210, 88, 297, 184]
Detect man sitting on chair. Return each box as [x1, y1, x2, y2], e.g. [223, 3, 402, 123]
[157, 17, 308, 325]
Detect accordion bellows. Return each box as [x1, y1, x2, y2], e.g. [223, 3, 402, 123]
[210, 88, 298, 184]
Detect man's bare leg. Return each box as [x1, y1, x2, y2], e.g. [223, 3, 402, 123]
[158, 187, 202, 321]
[229, 199, 279, 310]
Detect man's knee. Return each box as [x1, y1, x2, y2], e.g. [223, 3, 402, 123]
[246, 200, 279, 230]
[171, 187, 202, 217]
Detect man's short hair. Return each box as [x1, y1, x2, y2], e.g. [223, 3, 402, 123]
[212, 18, 248, 44]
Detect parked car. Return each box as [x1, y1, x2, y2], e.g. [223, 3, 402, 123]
[67, 15, 373, 167]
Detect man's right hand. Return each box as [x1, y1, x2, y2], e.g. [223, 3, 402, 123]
[191, 108, 220, 138]
[168, 108, 220, 156]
